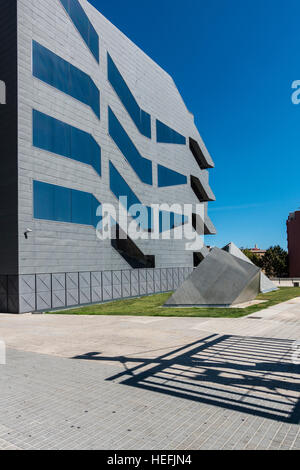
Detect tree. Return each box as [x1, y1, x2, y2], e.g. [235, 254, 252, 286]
[262, 246, 289, 278]
[242, 249, 263, 268]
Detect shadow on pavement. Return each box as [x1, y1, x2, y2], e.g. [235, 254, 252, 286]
[73, 334, 300, 424]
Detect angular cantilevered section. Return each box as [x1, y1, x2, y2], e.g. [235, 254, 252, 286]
[111, 223, 155, 269]
[59, 0, 99, 62]
[32, 41, 100, 118]
[33, 110, 101, 176]
[107, 53, 151, 138]
[189, 137, 214, 170]
[192, 213, 217, 236]
[203, 202, 217, 235]
[191, 174, 216, 202]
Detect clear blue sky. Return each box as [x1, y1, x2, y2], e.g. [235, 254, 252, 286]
[89, 0, 300, 250]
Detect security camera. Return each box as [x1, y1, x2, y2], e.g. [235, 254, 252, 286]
[24, 228, 33, 239]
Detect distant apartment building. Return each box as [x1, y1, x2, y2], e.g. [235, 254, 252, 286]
[287, 210, 300, 277]
[248, 245, 267, 259]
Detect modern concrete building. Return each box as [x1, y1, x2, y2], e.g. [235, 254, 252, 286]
[287, 210, 300, 277]
[0, 0, 215, 313]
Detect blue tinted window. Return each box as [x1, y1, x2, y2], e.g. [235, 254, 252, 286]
[33, 110, 70, 158]
[174, 212, 188, 229]
[108, 108, 152, 185]
[109, 162, 185, 233]
[107, 54, 151, 138]
[109, 162, 150, 231]
[109, 161, 141, 208]
[32, 41, 100, 118]
[70, 125, 101, 175]
[71, 190, 92, 226]
[33, 180, 101, 227]
[158, 211, 187, 232]
[157, 165, 187, 187]
[33, 181, 55, 221]
[54, 186, 72, 222]
[72, 192, 101, 228]
[91, 196, 102, 228]
[89, 30, 100, 64]
[70, 126, 87, 162]
[159, 211, 171, 233]
[89, 137, 101, 176]
[33, 110, 101, 176]
[60, 0, 99, 63]
[156, 120, 186, 145]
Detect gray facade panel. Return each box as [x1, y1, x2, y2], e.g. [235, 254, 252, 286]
[36, 292, 51, 311]
[52, 290, 66, 309]
[122, 283, 131, 298]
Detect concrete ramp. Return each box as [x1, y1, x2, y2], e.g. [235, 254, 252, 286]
[165, 247, 261, 307]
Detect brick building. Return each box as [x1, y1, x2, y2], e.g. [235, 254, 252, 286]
[287, 210, 300, 277]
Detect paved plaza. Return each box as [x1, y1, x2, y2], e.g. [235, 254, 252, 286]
[0, 297, 299, 450]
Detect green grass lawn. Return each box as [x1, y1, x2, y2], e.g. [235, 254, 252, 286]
[49, 287, 300, 318]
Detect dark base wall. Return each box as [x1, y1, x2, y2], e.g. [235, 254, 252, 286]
[0, 275, 19, 313]
[0, 0, 18, 276]
[0, 267, 193, 313]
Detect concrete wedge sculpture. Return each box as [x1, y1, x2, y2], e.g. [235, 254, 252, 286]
[223, 242, 277, 294]
[165, 247, 261, 308]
